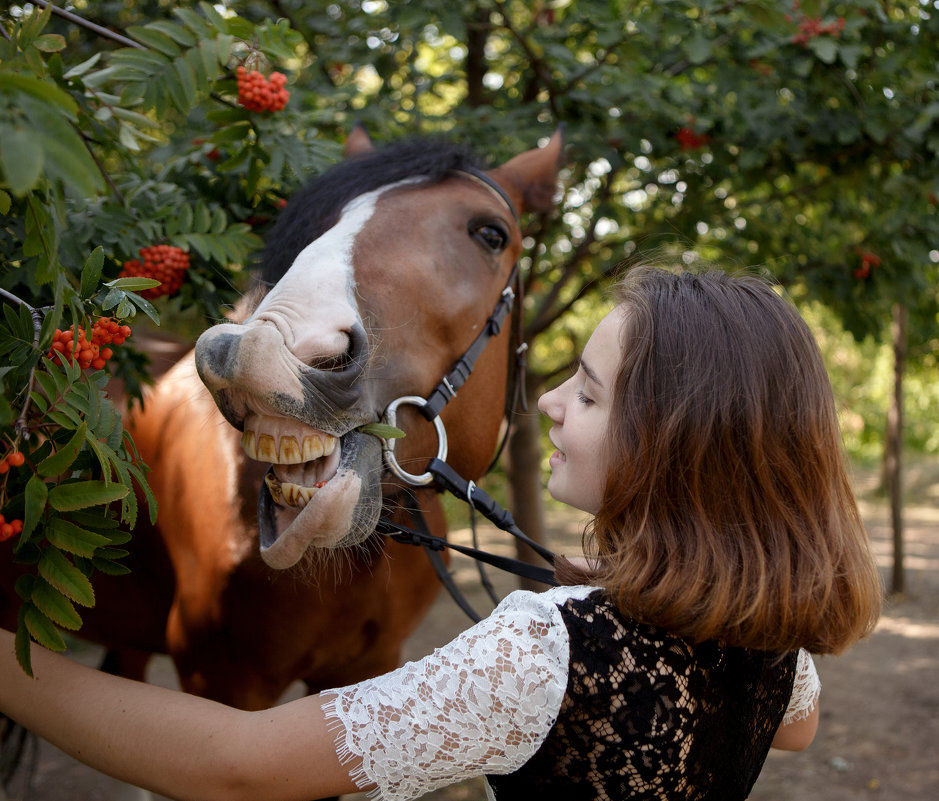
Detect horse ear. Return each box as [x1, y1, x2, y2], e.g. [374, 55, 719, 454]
[487, 126, 564, 215]
[344, 123, 376, 157]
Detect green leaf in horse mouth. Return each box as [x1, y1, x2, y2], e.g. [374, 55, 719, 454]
[356, 423, 406, 440]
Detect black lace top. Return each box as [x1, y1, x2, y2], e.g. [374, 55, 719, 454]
[487, 592, 797, 801]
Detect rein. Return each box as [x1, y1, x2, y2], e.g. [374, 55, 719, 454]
[376, 168, 556, 621]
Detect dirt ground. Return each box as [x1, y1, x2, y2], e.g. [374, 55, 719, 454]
[3, 461, 937, 801]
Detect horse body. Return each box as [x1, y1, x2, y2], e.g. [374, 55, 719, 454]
[1, 130, 562, 711]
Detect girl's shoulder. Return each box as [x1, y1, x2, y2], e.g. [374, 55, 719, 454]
[493, 584, 603, 621]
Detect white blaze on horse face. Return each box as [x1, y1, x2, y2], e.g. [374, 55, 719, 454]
[247, 187, 393, 363]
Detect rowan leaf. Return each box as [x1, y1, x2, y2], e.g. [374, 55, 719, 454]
[47, 480, 129, 512]
[37, 422, 87, 477]
[31, 579, 83, 630]
[46, 518, 112, 558]
[24, 602, 68, 651]
[37, 546, 95, 607]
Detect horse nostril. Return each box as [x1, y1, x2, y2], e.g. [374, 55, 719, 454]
[307, 323, 367, 374]
[298, 323, 368, 409]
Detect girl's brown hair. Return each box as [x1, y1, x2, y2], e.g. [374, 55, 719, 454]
[559, 265, 882, 654]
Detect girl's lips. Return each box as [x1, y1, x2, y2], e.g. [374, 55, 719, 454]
[549, 449, 565, 468]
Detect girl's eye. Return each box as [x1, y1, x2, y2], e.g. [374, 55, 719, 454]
[576, 390, 593, 406]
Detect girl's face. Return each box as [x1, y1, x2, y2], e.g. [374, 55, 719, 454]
[537, 307, 626, 514]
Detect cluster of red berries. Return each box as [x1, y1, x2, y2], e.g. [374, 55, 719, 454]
[675, 126, 710, 151]
[236, 66, 289, 113]
[786, 2, 845, 46]
[0, 515, 23, 542]
[0, 450, 25, 474]
[48, 318, 132, 370]
[854, 249, 881, 280]
[0, 449, 25, 542]
[119, 244, 191, 299]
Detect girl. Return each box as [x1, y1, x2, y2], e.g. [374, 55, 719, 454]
[0, 266, 881, 801]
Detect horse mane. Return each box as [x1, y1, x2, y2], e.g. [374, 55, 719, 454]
[257, 137, 484, 286]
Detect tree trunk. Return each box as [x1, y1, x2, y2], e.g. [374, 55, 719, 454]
[464, 7, 489, 108]
[885, 302, 907, 596]
[506, 380, 550, 591]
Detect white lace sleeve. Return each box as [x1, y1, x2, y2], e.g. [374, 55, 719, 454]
[322, 585, 595, 801]
[782, 649, 821, 725]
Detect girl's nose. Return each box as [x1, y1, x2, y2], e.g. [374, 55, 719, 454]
[537, 382, 564, 423]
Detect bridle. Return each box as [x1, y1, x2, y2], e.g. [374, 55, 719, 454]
[375, 168, 557, 621]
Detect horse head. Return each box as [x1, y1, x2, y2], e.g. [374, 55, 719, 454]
[195, 129, 562, 569]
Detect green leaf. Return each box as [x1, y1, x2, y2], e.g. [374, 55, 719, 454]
[37, 547, 95, 607]
[47, 480, 129, 512]
[118, 122, 142, 152]
[31, 579, 83, 630]
[21, 473, 49, 542]
[65, 510, 120, 529]
[15, 606, 34, 676]
[0, 71, 78, 115]
[357, 422, 407, 439]
[808, 37, 838, 64]
[110, 106, 159, 129]
[64, 51, 102, 79]
[20, 2, 52, 43]
[24, 603, 68, 651]
[127, 292, 160, 324]
[209, 122, 252, 144]
[46, 517, 112, 557]
[92, 557, 131, 576]
[33, 34, 66, 52]
[15, 575, 37, 602]
[172, 7, 213, 40]
[108, 49, 169, 73]
[684, 32, 712, 65]
[147, 20, 197, 47]
[0, 123, 44, 196]
[0, 188, 10, 214]
[173, 56, 198, 107]
[80, 246, 105, 299]
[37, 422, 87, 477]
[128, 462, 158, 525]
[106, 276, 160, 291]
[205, 107, 251, 124]
[126, 25, 182, 57]
[194, 200, 211, 233]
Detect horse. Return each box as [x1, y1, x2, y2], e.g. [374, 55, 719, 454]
[0, 127, 563, 713]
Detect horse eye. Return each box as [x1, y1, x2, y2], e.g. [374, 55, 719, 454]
[471, 223, 508, 252]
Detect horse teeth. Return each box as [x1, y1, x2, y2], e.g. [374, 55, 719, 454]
[263, 471, 282, 504]
[301, 435, 325, 462]
[241, 430, 257, 460]
[279, 436, 302, 464]
[278, 481, 318, 508]
[241, 426, 339, 466]
[256, 434, 278, 463]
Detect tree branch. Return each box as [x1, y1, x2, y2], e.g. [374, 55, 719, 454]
[34, 1, 144, 50]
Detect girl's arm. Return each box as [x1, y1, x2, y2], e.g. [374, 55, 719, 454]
[771, 702, 819, 751]
[0, 628, 362, 801]
[770, 649, 821, 751]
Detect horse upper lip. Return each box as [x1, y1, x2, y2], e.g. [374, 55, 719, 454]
[240, 414, 338, 464]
